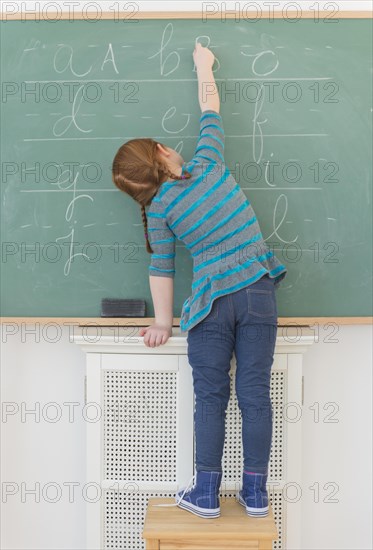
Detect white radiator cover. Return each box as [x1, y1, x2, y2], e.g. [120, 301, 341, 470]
[73, 327, 314, 550]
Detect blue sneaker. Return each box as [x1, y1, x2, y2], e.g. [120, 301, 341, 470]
[238, 471, 269, 517]
[175, 470, 222, 518]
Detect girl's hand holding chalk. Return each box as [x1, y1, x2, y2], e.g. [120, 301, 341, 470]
[193, 42, 215, 70]
[139, 323, 172, 347]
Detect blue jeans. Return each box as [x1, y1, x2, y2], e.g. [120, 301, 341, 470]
[186, 274, 278, 475]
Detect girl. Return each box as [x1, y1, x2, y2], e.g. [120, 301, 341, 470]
[112, 43, 287, 519]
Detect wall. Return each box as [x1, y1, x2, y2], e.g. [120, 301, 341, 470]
[1, 324, 372, 549]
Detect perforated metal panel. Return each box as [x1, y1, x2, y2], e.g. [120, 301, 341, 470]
[101, 358, 288, 550]
[103, 370, 178, 482]
[270, 489, 284, 549]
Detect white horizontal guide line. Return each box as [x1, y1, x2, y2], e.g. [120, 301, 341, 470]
[20, 187, 322, 193]
[24, 133, 329, 142]
[24, 77, 333, 83]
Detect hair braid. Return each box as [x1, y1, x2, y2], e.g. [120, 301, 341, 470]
[141, 204, 153, 254]
[111, 136, 192, 256]
[154, 153, 192, 186]
[141, 161, 192, 255]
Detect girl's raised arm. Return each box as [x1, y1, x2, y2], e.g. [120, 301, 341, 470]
[193, 43, 220, 114]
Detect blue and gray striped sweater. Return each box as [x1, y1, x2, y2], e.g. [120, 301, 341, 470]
[147, 109, 287, 332]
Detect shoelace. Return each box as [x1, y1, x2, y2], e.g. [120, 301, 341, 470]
[152, 474, 196, 508]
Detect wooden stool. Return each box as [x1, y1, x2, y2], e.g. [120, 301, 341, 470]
[142, 497, 278, 549]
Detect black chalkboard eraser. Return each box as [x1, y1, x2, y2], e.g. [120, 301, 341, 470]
[101, 298, 146, 318]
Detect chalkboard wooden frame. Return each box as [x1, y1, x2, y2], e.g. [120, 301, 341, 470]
[0, 316, 372, 326]
[1, 10, 373, 21]
[1, 11, 372, 325]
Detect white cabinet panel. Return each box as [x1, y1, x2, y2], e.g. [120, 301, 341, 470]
[73, 330, 314, 550]
[101, 353, 178, 371]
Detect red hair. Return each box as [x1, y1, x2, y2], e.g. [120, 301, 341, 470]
[112, 138, 191, 253]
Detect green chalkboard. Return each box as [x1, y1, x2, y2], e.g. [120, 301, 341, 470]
[1, 17, 372, 318]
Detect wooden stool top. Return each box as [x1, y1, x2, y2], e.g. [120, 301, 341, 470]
[143, 497, 278, 542]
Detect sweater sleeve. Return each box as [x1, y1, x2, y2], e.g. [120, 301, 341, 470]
[192, 109, 225, 164]
[147, 196, 176, 278]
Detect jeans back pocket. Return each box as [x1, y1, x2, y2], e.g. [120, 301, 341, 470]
[245, 279, 277, 323]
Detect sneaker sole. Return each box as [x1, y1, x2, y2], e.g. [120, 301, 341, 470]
[175, 495, 220, 518]
[237, 493, 269, 517]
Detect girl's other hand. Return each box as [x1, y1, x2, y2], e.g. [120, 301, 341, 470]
[139, 324, 172, 347]
[193, 42, 215, 70]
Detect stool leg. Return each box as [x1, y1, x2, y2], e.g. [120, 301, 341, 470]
[146, 539, 159, 549]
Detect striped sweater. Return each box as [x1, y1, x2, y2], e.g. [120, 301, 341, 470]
[147, 109, 287, 332]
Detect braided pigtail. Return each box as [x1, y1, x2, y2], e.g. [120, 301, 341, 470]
[152, 151, 192, 184]
[142, 161, 192, 255]
[163, 165, 192, 183]
[141, 204, 153, 254]
[111, 136, 192, 256]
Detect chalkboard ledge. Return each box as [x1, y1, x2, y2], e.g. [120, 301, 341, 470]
[0, 317, 371, 326]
